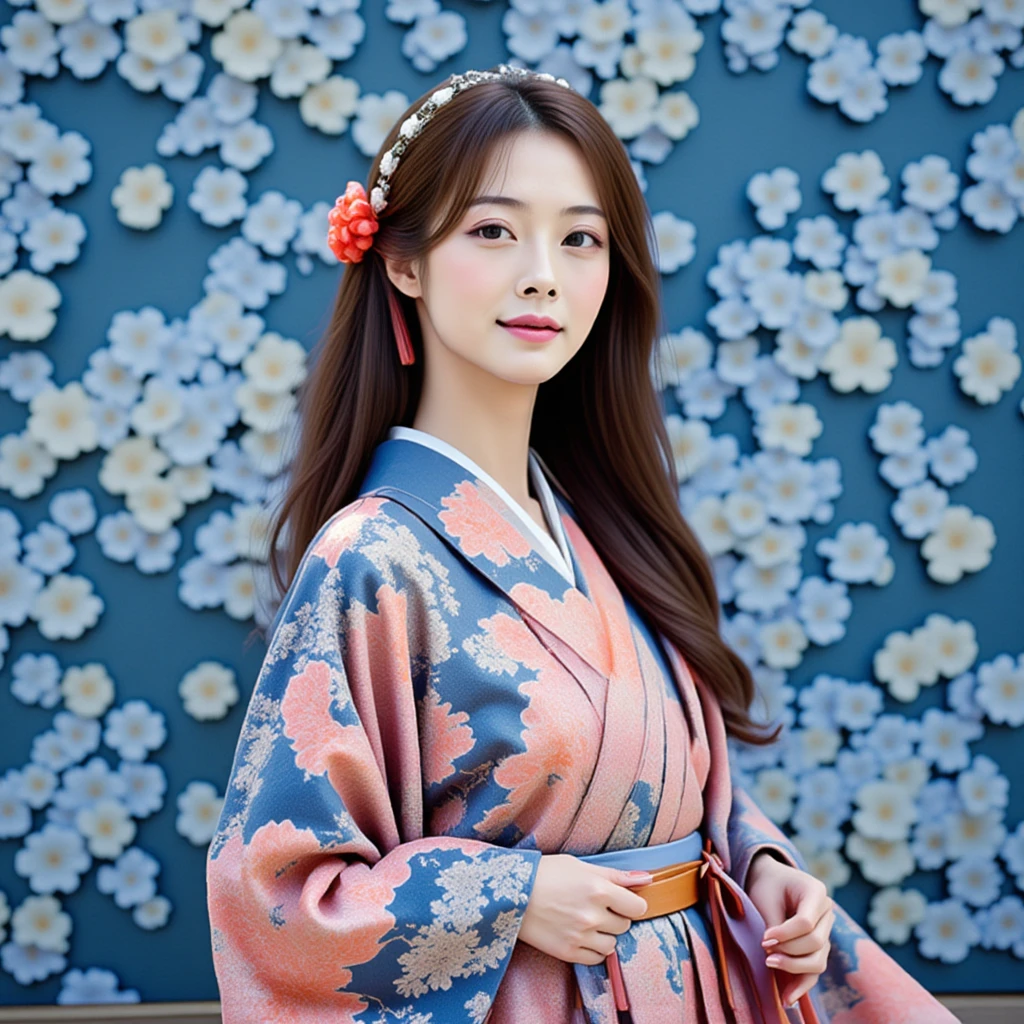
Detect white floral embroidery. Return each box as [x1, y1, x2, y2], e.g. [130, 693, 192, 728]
[464, 990, 491, 1024]
[394, 853, 533, 999]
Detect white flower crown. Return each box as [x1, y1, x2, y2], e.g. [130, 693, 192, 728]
[369, 63, 573, 215]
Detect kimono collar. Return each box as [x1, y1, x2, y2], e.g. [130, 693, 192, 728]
[386, 426, 575, 587]
[358, 436, 589, 611]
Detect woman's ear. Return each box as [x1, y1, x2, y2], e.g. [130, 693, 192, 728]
[382, 255, 422, 301]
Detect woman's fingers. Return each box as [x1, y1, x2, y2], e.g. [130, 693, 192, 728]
[765, 943, 830, 975]
[598, 910, 634, 936]
[766, 903, 834, 958]
[604, 880, 650, 920]
[763, 888, 833, 945]
[582, 931, 619, 958]
[783, 974, 819, 1008]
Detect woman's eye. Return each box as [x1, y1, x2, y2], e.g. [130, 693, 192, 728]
[565, 230, 602, 249]
[472, 224, 510, 241]
[470, 224, 603, 248]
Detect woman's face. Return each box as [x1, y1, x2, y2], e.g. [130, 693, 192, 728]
[390, 129, 611, 387]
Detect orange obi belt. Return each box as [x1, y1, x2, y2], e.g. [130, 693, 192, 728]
[574, 833, 821, 1024]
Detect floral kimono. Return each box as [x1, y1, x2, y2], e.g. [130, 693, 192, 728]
[206, 428, 958, 1024]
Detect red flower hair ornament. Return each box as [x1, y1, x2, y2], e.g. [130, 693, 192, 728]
[326, 181, 378, 265]
[325, 180, 415, 365]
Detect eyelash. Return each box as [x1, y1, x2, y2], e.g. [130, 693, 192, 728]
[469, 223, 603, 248]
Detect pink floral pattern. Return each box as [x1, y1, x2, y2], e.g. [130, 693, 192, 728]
[208, 437, 959, 1024]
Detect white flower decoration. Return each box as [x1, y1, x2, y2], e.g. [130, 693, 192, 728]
[30, 573, 104, 640]
[846, 833, 916, 886]
[816, 521, 889, 584]
[921, 506, 995, 583]
[876, 31, 926, 86]
[241, 331, 306, 393]
[111, 164, 173, 230]
[653, 89, 700, 141]
[299, 75, 360, 134]
[96, 847, 159, 908]
[822, 150, 890, 213]
[873, 628, 940, 702]
[975, 654, 1024, 726]
[747, 167, 801, 230]
[598, 76, 659, 138]
[124, 9, 187, 64]
[759, 616, 809, 670]
[869, 401, 925, 455]
[665, 414, 713, 482]
[27, 130, 91, 197]
[787, 10, 837, 59]
[754, 402, 823, 456]
[915, 898, 980, 963]
[751, 768, 797, 822]
[58, 966, 139, 1004]
[853, 780, 918, 841]
[819, 316, 898, 393]
[99, 436, 170, 496]
[132, 894, 172, 930]
[652, 211, 696, 273]
[60, 663, 115, 718]
[919, 0, 982, 28]
[179, 660, 239, 721]
[25, 382, 98, 460]
[269, 40, 330, 100]
[919, 613, 978, 678]
[953, 317, 1021, 404]
[211, 11, 282, 82]
[176, 780, 224, 846]
[11, 894, 72, 953]
[902, 155, 960, 212]
[938, 49, 1003, 107]
[350, 90, 410, 158]
[875, 249, 931, 308]
[868, 887, 928, 944]
[14, 824, 90, 894]
[104, 700, 167, 761]
[0, 269, 62, 342]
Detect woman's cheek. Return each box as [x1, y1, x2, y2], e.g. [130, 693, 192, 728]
[576, 264, 611, 322]
[445, 247, 500, 302]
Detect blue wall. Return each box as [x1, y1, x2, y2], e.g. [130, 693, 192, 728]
[1, 0, 1022, 1006]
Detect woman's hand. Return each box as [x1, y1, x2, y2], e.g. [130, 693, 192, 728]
[517, 854, 652, 965]
[745, 851, 834, 1009]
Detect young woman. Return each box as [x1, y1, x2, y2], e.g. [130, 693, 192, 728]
[206, 65, 959, 1024]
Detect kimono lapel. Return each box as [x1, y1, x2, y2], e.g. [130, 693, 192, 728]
[359, 438, 601, 673]
[359, 438, 651, 852]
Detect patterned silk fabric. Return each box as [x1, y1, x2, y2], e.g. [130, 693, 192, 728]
[206, 437, 959, 1024]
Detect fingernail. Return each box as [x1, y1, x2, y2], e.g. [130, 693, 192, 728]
[766, 956, 781, 967]
[762, 937, 778, 947]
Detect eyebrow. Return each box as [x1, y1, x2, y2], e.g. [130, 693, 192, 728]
[468, 195, 607, 220]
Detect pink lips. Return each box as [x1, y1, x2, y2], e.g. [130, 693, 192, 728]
[498, 320, 562, 343]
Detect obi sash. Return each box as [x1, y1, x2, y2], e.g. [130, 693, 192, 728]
[578, 830, 818, 1024]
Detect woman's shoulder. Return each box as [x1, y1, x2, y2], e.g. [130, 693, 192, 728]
[300, 495, 430, 577]
[267, 495, 442, 640]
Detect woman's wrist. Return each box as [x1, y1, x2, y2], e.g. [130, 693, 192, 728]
[747, 848, 787, 883]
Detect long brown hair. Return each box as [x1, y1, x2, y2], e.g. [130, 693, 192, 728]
[266, 65, 780, 746]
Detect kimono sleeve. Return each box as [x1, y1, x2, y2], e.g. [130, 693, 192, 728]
[727, 782, 807, 893]
[206, 499, 543, 1024]
[726, 787, 964, 1023]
